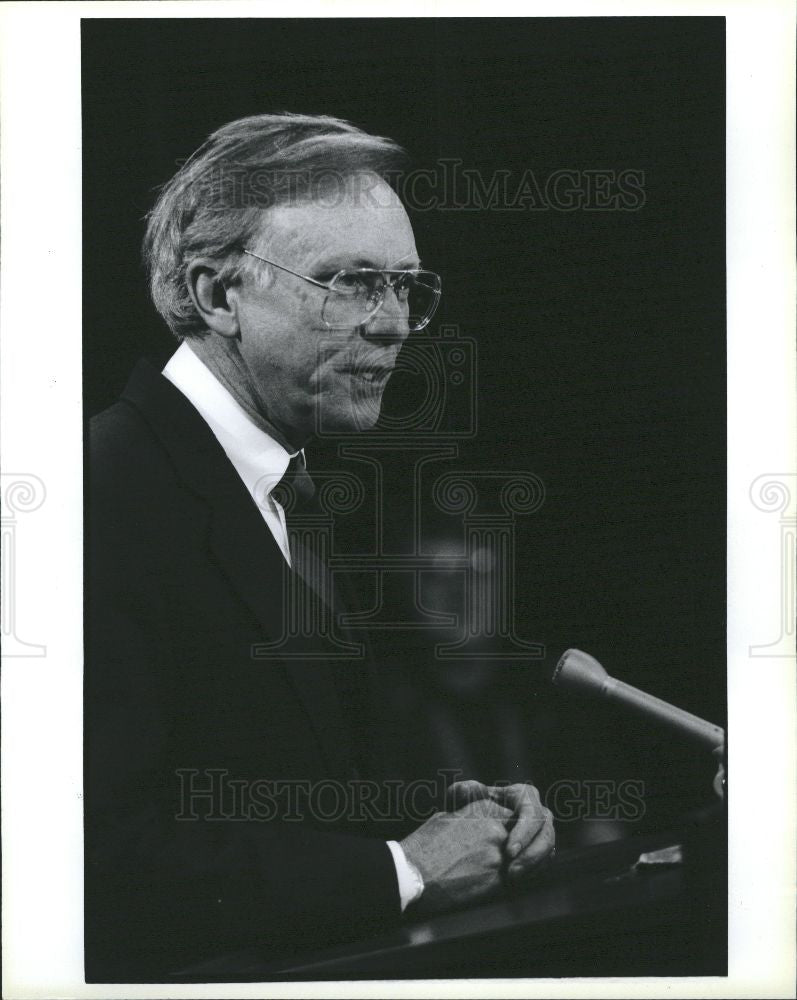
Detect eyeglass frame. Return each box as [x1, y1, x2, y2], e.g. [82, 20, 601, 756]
[240, 248, 441, 331]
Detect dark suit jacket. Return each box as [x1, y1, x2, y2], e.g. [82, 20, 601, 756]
[85, 359, 404, 981]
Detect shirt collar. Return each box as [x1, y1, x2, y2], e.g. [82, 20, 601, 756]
[162, 342, 296, 499]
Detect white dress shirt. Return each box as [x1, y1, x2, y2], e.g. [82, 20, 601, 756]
[162, 343, 423, 912]
[163, 343, 295, 566]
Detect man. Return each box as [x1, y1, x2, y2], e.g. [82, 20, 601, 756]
[85, 112, 555, 981]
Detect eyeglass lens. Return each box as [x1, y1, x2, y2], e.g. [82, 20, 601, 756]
[322, 270, 441, 331]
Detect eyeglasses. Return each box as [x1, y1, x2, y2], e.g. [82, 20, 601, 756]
[241, 249, 442, 332]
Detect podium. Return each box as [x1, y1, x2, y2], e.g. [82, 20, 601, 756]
[176, 812, 726, 981]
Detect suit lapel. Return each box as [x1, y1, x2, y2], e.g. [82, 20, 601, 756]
[207, 514, 355, 780]
[120, 359, 354, 777]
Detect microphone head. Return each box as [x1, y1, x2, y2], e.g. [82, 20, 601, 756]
[552, 648, 610, 697]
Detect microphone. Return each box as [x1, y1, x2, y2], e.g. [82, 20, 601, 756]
[552, 648, 725, 750]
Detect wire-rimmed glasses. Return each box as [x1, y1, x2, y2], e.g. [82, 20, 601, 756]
[242, 248, 442, 332]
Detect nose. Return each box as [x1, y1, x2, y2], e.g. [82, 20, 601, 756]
[360, 286, 410, 345]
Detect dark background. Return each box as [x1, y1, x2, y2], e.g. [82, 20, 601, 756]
[83, 17, 725, 834]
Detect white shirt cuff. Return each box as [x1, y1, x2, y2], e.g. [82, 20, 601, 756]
[386, 840, 424, 912]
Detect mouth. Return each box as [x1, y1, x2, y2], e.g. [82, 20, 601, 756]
[339, 365, 393, 387]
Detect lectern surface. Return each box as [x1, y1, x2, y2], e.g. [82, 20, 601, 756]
[175, 821, 727, 982]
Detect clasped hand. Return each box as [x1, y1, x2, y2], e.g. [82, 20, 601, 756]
[399, 779, 555, 914]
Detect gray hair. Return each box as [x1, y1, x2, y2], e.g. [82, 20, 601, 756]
[142, 112, 407, 339]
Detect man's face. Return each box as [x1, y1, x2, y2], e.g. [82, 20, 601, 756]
[231, 173, 419, 446]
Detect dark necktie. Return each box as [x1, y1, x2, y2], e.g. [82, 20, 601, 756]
[273, 451, 328, 609]
[274, 453, 368, 775]
[275, 451, 318, 520]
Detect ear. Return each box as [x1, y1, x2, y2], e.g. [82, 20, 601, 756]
[186, 259, 241, 339]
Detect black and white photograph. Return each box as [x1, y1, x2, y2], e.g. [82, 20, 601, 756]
[1, 3, 794, 998]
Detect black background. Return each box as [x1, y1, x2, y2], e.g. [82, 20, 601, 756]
[83, 18, 725, 832]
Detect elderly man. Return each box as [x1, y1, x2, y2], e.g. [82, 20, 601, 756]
[85, 112, 554, 980]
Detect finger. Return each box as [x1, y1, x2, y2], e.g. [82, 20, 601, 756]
[446, 780, 491, 809]
[507, 813, 556, 878]
[455, 800, 513, 823]
[492, 784, 546, 859]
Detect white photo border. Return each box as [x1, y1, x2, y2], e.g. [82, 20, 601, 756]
[1, 2, 794, 998]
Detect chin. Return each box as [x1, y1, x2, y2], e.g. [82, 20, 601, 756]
[317, 397, 383, 435]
